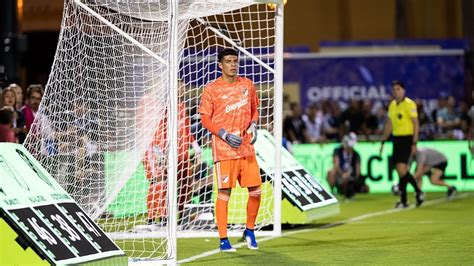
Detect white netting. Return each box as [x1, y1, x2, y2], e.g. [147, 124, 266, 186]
[24, 0, 277, 261]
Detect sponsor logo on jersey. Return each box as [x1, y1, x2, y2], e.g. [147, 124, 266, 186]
[225, 98, 248, 113]
[242, 87, 248, 96]
[222, 175, 229, 183]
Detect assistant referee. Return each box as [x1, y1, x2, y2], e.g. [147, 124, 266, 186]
[380, 80, 423, 208]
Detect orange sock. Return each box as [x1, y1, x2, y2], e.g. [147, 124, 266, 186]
[147, 181, 167, 221]
[246, 186, 262, 229]
[216, 191, 230, 238]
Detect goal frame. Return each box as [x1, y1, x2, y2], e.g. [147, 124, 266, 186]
[65, 0, 284, 263]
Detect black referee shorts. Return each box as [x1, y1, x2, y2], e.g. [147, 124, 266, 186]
[392, 136, 413, 164]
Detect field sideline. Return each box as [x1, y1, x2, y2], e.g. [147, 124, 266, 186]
[175, 192, 474, 265]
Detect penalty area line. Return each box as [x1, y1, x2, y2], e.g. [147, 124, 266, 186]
[178, 193, 473, 264]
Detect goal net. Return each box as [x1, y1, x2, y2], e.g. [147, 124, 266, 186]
[24, 0, 282, 261]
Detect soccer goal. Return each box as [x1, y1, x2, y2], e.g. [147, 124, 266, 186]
[24, 0, 284, 263]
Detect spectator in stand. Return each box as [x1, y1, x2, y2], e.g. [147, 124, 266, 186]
[375, 105, 387, 135]
[0, 87, 27, 143]
[7, 83, 24, 111]
[415, 99, 435, 140]
[282, 93, 292, 118]
[436, 96, 462, 139]
[283, 102, 309, 144]
[22, 84, 44, 131]
[360, 100, 378, 138]
[323, 100, 343, 141]
[431, 96, 447, 124]
[0, 107, 18, 143]
[469, 105, 474, 154]
[459, 100, 471, 139]
[302, 102, 325, 143]
[341, 99, 364, 135]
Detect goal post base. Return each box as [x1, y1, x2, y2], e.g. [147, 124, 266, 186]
[108, 229, 280, 240]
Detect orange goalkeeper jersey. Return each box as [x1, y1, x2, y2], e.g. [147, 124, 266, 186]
[199, 76, 259, 162]
[143, 102, 195, 179]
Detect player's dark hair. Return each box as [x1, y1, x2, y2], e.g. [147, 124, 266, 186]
[218, 48, 238, 62]
[391, 80, 405, 89]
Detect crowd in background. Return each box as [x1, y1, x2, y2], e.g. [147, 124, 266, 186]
[0, 83, 43, 144]
[282, 96, 474, 147]
[2, 83, 474, 148]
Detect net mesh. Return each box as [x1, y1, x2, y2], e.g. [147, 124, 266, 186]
[24, 0, 277, 260]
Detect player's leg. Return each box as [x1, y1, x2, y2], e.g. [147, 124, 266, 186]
[326, 169, 336, 193]
[429, 162, 456, 197]
[215, 160, 237, 252]
[239, 156, 262, 250]
[401, 163, 422, 198]
[146, 180, 167, 224]
[355, 175, 369, 193]
[416, 165, 432, 189]
[143, 149, 168, 225]
[394, 136, 422, 207]
[429, 169, 450, 187]
[395, 162, 409, 207]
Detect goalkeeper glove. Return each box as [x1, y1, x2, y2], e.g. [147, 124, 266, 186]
[218, 128, 242, 148]
[247, 121, 257, 145]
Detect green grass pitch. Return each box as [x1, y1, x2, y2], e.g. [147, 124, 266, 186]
[118, 192, 474, 264]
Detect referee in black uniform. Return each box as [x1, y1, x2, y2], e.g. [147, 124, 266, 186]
[380, 81, 423, 208]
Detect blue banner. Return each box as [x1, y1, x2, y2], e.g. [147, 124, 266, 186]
[284, 52, 465, 109]
[319, 39, 468, 50]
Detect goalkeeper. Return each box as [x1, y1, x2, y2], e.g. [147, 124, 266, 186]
[199, 48, 261, 252]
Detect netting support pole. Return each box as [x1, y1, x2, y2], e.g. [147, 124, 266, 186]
[73, 0, 168, 66]
[167, 0, 179, 264]
[195, 17, 275, 74]
[273, 1, 284, 237]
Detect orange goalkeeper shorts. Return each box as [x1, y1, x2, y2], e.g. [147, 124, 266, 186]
[214, 156, 262, 189]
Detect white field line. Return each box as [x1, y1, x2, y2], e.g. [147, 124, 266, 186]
[347, 220, 473, 224]
[178, 193, 473, 264]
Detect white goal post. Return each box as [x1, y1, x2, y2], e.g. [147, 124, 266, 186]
[24, 0, 284, 263]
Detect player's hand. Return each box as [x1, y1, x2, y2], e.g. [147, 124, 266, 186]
[218, 128, 242, 148]
[342, 172, 350, 180]
[247, 121, 257, 145]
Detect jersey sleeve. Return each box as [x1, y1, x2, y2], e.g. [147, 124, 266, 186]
[409, 101, 418, 118]
[387, 101, 395, 121]
[201, 114, 221, 137]
[199, 86, 213, 116]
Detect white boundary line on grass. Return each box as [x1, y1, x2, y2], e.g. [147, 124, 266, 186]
[178, 193, 473, 264]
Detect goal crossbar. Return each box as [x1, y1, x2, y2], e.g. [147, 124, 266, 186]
[195, 17, 275, 74]
[74, 0, 168, 66]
